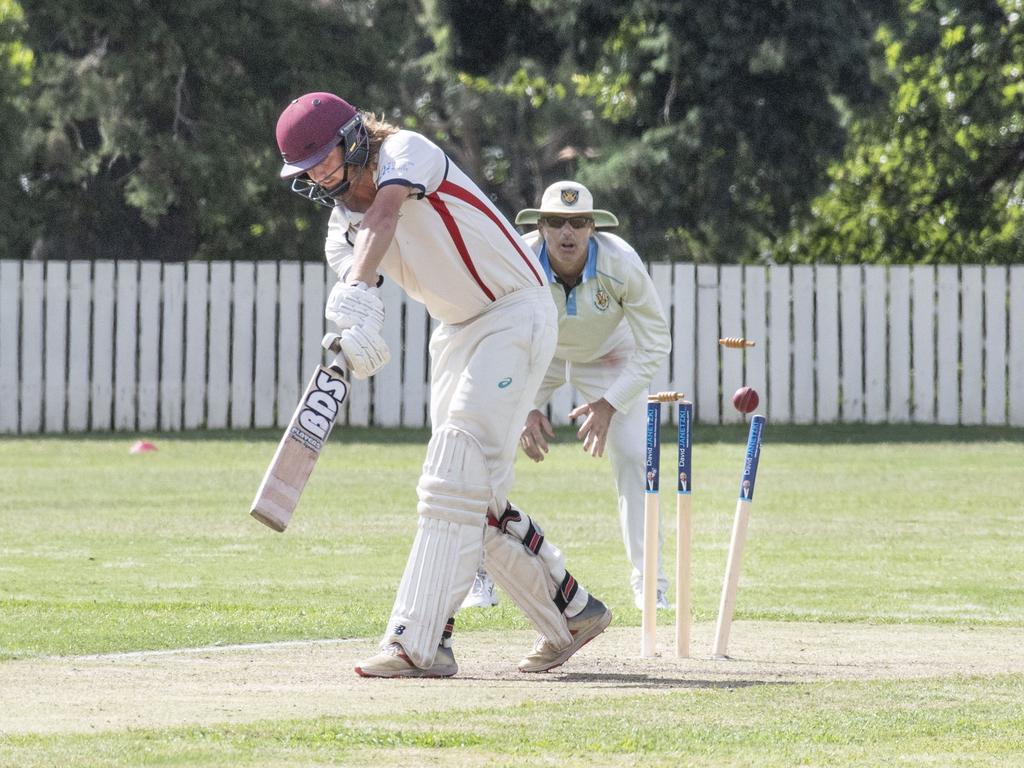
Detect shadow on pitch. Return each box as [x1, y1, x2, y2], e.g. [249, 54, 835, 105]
[547, 672, 794, 690]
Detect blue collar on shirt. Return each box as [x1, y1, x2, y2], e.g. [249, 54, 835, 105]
[538, 238, 598, 316]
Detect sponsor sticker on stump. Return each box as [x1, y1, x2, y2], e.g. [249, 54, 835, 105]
[678, 401, 692, 494]
[738, 415, 765, 500]
[645, 402, 660, 493]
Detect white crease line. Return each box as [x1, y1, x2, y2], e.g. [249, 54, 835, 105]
[47, 637, 365, 661]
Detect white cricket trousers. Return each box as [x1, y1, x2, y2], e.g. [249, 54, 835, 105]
[429, 286, 558, 514]
[381, 287, 559, 667]
[538, 349, 667, 594]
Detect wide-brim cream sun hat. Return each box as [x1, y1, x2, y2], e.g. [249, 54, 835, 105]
[515, 181, 619, 229]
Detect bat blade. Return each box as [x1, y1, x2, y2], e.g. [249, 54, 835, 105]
[250, 364, 349, 532]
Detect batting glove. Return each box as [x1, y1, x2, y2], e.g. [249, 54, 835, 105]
[339, 324, 390, 379]
[325, 280, 385, 334]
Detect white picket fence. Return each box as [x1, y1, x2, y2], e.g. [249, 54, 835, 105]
[0, 260, 1022, 434]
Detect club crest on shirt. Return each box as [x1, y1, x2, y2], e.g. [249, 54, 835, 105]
[560, 188, 579, 205]
[594, 288, 610, 311]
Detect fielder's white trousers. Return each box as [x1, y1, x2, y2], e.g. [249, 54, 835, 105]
[538, 349, 668, 594]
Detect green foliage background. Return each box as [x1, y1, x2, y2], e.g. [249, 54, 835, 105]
[1, 0, 1021, 264]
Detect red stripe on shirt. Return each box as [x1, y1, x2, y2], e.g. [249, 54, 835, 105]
[436, 180, 545, 287]
[427, 193, 497, 301]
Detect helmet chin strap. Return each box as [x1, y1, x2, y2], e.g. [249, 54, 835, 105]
[329, 163, 370, 206]
[290, 162, 363, 209]
[324, 163, 353, 198]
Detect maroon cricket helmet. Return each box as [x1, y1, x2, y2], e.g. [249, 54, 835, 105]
[276, 92, 367, 179]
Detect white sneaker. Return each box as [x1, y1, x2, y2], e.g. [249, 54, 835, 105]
[633, 589, 669, 610]
[354, 642, 458, 678]
[518, 595, 612, 673]
[461, 568, 499, 608]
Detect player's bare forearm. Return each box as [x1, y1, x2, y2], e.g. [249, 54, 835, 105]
[520, 409, 555, 462]
[568, 398, 616, 458]
[347, 185, 407, 285]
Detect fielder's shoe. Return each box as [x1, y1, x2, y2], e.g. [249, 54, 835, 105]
[633, 589, 670, 611]
[461, 568, 499, 608]
[354, 642, 458, 678]
[518, 595, 612, 673]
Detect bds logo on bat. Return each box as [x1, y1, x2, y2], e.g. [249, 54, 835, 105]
[291, 370, 348, 451]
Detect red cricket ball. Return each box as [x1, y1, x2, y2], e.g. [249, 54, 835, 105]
[732, 386, 759, 414]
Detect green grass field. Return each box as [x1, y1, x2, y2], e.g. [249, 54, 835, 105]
[1, 424, 1023, 766]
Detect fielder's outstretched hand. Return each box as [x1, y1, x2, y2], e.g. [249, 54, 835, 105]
[520, 409, 555, 462]
[569, 398, 616, 458]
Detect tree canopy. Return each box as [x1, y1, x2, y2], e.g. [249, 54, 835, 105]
[1, 0, 1020, 264]
[7, 0, 410, 260]
[778, 0, 1024, 264]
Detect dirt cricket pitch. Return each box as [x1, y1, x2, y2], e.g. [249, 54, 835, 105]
[3, 620, 1023, 736]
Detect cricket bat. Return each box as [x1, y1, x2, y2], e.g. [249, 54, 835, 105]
[250, 355, 349, 532]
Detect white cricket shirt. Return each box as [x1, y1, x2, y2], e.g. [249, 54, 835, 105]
[325, 130, 544, 324]
[523, 230, 671, 411]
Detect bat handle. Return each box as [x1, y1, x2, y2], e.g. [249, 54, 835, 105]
[321, 332, 342, 353]
[321, 332, 350, 376]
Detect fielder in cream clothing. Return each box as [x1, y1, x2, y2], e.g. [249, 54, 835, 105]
[465, 181, 672, 611]
[274, 93, 611, 679]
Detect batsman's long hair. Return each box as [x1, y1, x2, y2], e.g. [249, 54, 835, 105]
[362, 113, 400, 165]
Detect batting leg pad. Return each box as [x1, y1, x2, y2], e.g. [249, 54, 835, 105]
[383, 428, 491, 668]
[483, 525, 572, 648]
[492, 503, 589, 616]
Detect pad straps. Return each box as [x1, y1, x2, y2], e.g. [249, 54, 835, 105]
[554, 572, 579, 614]
[492, 502, 545, 555]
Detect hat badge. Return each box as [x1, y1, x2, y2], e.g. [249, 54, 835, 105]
[560, 188, 579, 206]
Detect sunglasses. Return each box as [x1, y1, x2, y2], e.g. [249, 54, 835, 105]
[540, 216, 594, 229]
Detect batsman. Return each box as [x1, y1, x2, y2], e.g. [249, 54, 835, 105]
[274, 92, 612, 678]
